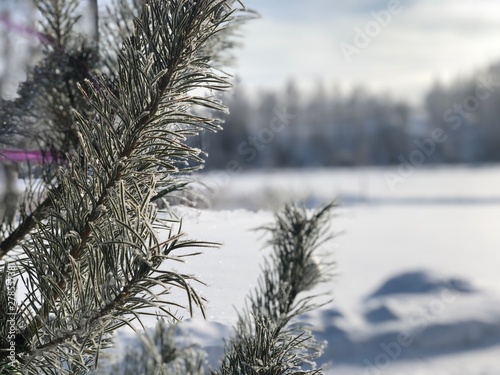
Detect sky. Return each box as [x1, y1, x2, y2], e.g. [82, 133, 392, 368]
[235, 0, 500, 105]
[2, 0, 500, 106]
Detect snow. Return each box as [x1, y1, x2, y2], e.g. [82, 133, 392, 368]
[107, 165, 500, 374]
[364, 271, 476, 299]
[7, 165, 500, 373]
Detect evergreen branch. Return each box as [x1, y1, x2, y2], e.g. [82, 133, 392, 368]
[33, 0, 82, 47]
[216, 202, 336, 375]
[99, 319, 206, 375]
[0, 1, 99, 261]
[0, 0, 248, 372]
[0, 191, 56, 261]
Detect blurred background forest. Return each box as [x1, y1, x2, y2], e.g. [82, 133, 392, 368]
[203, 65, 500, 170]
[2, 0, 500, 171]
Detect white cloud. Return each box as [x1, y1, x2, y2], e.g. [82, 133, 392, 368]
[236, 0, 500, 104]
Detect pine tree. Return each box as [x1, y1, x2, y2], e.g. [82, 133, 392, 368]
[0, 0, 249, 373]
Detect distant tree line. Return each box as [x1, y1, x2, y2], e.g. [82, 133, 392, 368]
[425, 63, 500, 163]
[200, 63, 500, 170]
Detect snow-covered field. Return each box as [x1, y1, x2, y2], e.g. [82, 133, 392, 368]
[111, 165, 500, 374]
[8, 165, 500, 373]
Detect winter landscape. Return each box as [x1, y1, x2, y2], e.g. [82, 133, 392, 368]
[2, 0, 500, 373]
[104, 166, 500, 374]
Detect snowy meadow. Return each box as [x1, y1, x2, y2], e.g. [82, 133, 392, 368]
[138, 165, 500, 374]
[5, 164, 500, 373]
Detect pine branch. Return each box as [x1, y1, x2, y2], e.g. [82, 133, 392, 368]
[0, 0, 248, 372]
[0, 192, 55, 261]
[33, 0, 82, 47]
[0, 1, 98, 261]
[216, 202, 336, 375]
[97, 319, 206, 375]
